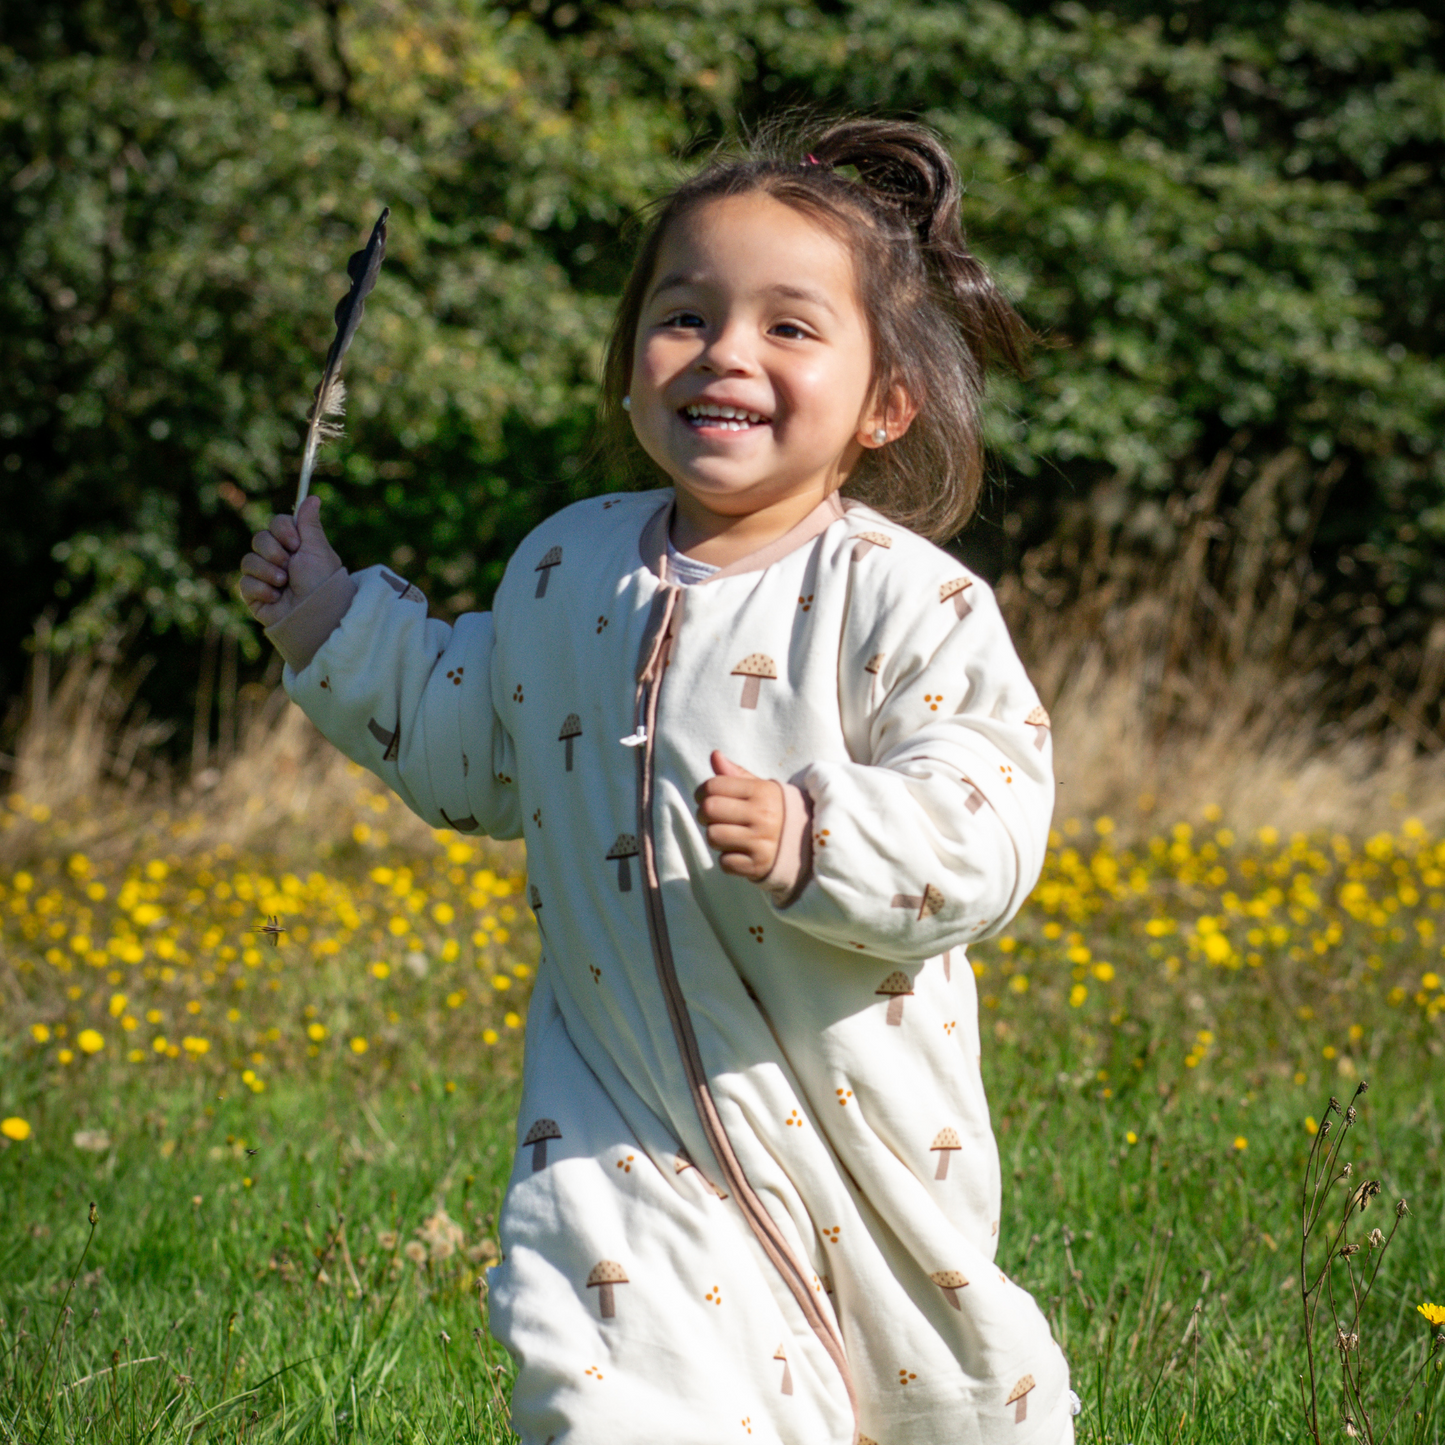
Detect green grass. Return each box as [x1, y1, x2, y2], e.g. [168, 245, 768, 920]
[3, 816, 1445, 1442]
[2, 1037, 1440, 1443]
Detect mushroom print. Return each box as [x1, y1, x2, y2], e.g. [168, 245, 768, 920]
[529, 885, 542, 914]
[731, 655, 777, 709]
[586, 1261, 628, 1319]
[964, 781, 985, 814]
[891, 884, 946, 921]
[851, 530, 893, 562]
[534, 545, 562, 597]
[558, 714, 582, 770]
[875, 971, 915, 1026]
[1026, 703, 1052, 751]
[606, 834, 639, 891]
[439, 807, 479, 834]
[523, 1118, 561, 1172]
[929, 1269, 969, 1310]
[940, 576, 973, 619]
[367, 717, 401, 762]
[773, 1344, 793, 1396]
[930, 1127, 962, 1179]
[1006, 1375, 1037, 1423]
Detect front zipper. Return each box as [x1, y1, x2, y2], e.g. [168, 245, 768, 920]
[631, 581, 860, 1432]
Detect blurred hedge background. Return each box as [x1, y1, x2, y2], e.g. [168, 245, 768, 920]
[2, 0, 1443, 780]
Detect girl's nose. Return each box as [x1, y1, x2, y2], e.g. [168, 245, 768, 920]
[696, 320, 757, 376]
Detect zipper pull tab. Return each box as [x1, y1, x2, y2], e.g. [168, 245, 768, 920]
[619, 727, 648, 748]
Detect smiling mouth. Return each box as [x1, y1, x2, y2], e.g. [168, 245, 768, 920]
[681, 403, 770, 431]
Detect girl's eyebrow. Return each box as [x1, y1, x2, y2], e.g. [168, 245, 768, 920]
[646, 272, 838, 317]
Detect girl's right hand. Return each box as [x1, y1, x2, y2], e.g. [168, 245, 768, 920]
[239, 495, 344, 629]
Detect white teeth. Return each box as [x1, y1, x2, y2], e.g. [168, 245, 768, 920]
[685, 403, 768, 426]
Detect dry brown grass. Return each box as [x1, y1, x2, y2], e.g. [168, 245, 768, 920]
[3, 588, 1442, 867]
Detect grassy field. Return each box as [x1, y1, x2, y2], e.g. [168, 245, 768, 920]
[2, 780, 1443, 1444]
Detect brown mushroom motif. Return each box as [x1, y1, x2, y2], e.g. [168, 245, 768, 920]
[1006, 1375, 1036, 1423]
[852, 530, 893, 562]
[606, 834, 639, 891]
[586, 1260, 628, 1319]
[875, 971, 915, 1026]
[773, 1344, 793, 1395]
[439, 807, 479, 834]
[940, 576, 973, 619]
[865, 653, 885, 676]
[523, 1118, 561, 1171]
[963, 781, 985, 814]
[528, 884, 542, 913]
[929, 1269, 969, 1309]
[558, 714, 582, 770]
[731, 654, 777, 709]
[367, 717, 401, 763]
[891, 884, 946, 921]
[1026, 703, 1052, 752]
[930, 1127, 962, 1178]
[534, 545, 562, 597]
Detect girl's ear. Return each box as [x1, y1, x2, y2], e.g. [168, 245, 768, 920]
[858, 383, 920, 449]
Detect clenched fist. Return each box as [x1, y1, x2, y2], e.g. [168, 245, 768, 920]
[238, 495, 343, 630]
[694, 751, 784, 881]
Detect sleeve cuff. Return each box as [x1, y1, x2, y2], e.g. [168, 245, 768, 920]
[759, 782, 813, 908]
[263, 568, 358, 672]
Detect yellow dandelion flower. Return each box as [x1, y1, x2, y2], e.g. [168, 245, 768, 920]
[370, 961, 390, 979]
[491, 974, 512, 992]
[1, 1117, 32, 1141]
[1069, 984, 1088, 1008]
[1417, 1303, 1445, 1326]
[482, 1028, 499, 1046]
[349, 1037, 368, 1054]
[1092, 962, 1115, 982]
[306, 1023, 328, 1042]
[77, 1029, 105, 1054]
[1008, 974, 1029, 994]
[1423, 972, 1441, 991]
[504, 1011, 521, 1029]
[58, 1049, 75, 1064]
[1233, 1136, 1247, 1150]
[30, 1023, 51, 1043]
[1125, 1131, 1138, 1144]
[182, 1037, 210, 1055]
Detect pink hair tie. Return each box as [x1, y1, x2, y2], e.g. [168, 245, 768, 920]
[803, 153, 825, 168]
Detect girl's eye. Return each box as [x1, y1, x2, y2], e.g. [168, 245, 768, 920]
[772, 322, 811, 340]
[662, 310, 705, 329]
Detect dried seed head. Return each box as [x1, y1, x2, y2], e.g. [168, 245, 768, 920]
[1320, 1120, 1332, 1138]
[439, 1330, 451, 1346]
[1329, 1096, 1342, 1115]
[88, 1202, 97, 1225]
[1367, 1229, 1384, 1249]
[1397, 1198, 1410, 1218]
[1342, 1162, 1353, 1178]
[1344, 1415, 1359, 1437]
[1346, 1107, 1357, 1124]
[1341, 1243, 1361, 1257]
[1356, 1080, 1369, 1095]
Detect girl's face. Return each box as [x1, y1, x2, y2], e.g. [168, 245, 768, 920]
[629, 192, 888, 527]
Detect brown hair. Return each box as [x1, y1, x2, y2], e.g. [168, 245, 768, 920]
[598, 114, 1030, 541]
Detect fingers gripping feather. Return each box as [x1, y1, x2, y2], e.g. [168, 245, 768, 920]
[295, 207, 389, 513]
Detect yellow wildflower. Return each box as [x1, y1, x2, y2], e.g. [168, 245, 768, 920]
[1, 1117, 32, 1141]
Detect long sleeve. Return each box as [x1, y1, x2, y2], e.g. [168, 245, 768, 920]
[771, 567, 1052, 961]
[281, 564, 523, 841]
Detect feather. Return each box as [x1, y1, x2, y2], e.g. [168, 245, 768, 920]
[294, 207, 389, 512]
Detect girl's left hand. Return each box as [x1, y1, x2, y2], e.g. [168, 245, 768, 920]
[695, 751, 783, 881]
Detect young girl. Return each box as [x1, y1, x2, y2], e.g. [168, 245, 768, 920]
[241, 117, 1074, 1445]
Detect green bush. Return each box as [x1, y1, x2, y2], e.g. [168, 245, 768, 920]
[2, 0, 1441, 743]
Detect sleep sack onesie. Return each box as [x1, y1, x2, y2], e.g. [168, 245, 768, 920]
[267, 488, 1074, 1445]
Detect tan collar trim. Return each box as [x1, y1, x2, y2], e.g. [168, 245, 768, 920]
[637, 493, 853, 584]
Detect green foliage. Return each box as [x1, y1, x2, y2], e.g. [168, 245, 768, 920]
[1, 0, 1442, 734]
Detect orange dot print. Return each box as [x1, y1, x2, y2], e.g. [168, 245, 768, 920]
[705, 1285, 722, 1305]
[748, 925, 765, 944]
[585, 1365, 604, 1380]
[784, 1110, 803, 1128]
[616, 1154, 634, 1173]
[446, 666, 464, 686]
[823, 1225, 841, 1244]
[512, 684, 524, 703]
[944, 1020, 956, 1035]
[899, 1368, 918, 1385]
[798, 594, 814, 612]
[835, 1088, 853, 1105]
[999, 763, 1014, 783]
[814, 828, 830, 848]
[589, 964, 601, 983]
[924, 692, 942, 711]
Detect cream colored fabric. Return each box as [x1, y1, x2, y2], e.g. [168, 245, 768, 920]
[281, 490, 1072, 1445]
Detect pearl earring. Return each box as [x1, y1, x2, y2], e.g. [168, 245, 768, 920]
[622, 395, 632, 412]
[872, 427, 887, 444]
